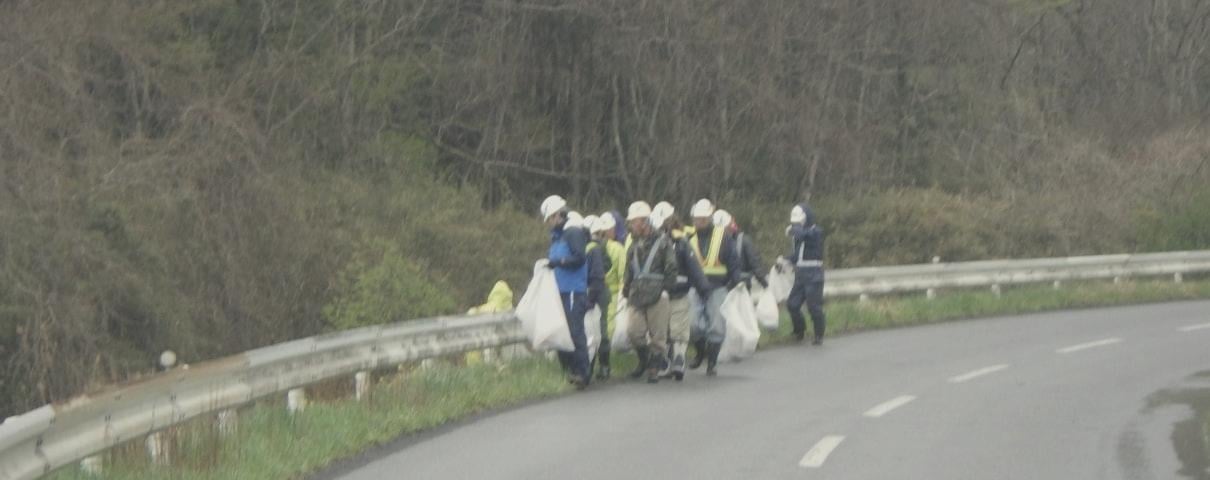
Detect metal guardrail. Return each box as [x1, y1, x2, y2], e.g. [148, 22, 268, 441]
[2, 250, 1209, 479]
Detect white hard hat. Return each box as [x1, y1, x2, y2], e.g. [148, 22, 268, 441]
[540, 195, 567, 221]
[583, 215, 599, 230]
[690, 198, 715, 218]
[790, 205, 807, 224]
[712, 209, 733, 228]
[565, 211, 585, 229]
[627, 201, 652, 220]
[592, 212, 617, 233]
[652, 201, 675, 221]
[650, 211, 668, 230]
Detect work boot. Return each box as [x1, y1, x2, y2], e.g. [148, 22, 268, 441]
[792, 331, 805, 342]
[812, 335, 823, 346]
[647, 354, 666, 384]
[705, 342, 721, 377]
[670, 342, 687, 381]
[688, 339, 707, 370]
[629, 347, 650, 380]
[657, 346, 674, 378]
[595, 349, 611, 381]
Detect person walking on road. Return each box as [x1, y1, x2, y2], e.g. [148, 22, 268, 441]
[687, 199, 741, 376]
[587, 215, 620, 380]
[651, 203, 711, 381]
[714, 209, 768, 290]
[781, 203, 827, 345]
[539, 195, 591, 388]
[622, 201, 679, 384]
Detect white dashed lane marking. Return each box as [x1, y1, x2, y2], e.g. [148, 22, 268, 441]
[799, 435, 846, 468]
[1056, 338, 1122, 354]
[863, 395, 917, 418]
[1179, 322, 1210, 332]
[948, 364, 1010, 383]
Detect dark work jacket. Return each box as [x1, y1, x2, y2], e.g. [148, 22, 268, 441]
[549, 222, 588, 294]
[669, 235, 712, 300]
[586, 239, 610, 305]
[690, 225, 741, 290]
[786, 204, 825, 282]
[733, 231, 767, 287]
[622, 233, 679, 299]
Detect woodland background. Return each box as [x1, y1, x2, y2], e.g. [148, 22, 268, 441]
[2, 0, 1209, 415]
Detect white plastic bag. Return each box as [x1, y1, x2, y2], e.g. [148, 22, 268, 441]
[767, 260, 795, 303]
[515, 260, 574, 352]
[610, 297, 633, 352]
[719, 285, 760, 362]
[585, 305, 602, 361]
[756, 289, 780, 331]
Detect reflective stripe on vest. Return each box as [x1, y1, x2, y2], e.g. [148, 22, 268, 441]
[690, 227, 727, 276]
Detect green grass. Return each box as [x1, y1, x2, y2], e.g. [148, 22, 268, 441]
[48, 277, 1210, 480]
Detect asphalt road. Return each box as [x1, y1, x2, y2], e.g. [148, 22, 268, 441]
[324, 300, 1210, 480]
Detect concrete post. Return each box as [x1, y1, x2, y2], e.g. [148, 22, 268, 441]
[926, 288, 937, 300]
[354, 371, 370, 401]
[286, 388, 307, 414]
[146, 432, 169, 466]
[1175, 272, 1184, 284]
[1053, 280, 1062, 290]
[991, 284, 1002, 297]
[858, 293, 871, 303]
[217, 409, 238, 436]
[420, 358, 437, 370]
[80, 456, 103, 476]
[1113, 276, 1123, 284]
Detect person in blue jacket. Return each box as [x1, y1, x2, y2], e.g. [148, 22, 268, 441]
[780, 203, 827, 345]
[540, 195, 591, 388]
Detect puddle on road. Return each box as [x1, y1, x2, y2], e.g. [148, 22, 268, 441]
[1141, 370, 1210, 479]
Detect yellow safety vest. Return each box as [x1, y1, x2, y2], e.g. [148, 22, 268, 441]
[690, 227, 726, 276]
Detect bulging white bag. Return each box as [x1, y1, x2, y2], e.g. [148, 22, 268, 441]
[767, 260, 795, 303]
[585, 305, 602, 361]
[610, 297, 633, 352]
[756, 289, 780, 331]
[515, 260, 574, 352]
[719, 284, 760, 362]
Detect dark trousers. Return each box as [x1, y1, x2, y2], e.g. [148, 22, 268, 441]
[787, 268, 826, 338]
[558, 292, 590, 380]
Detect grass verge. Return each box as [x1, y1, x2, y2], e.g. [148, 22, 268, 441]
[49, 277, 1210, 480]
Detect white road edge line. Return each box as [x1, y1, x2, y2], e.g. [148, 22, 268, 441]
[948, 364, 1010, 383]
[863, 395, 917, 418]
[1179, 322, 1210, 332]
[1056, 337, 1122, 354]
[799, 435, 846, 468]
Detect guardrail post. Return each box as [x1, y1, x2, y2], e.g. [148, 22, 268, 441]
[420, 358, 437, 370]
[354, 371, 370, 401]
[80, 455, 103, 476]
[217, 409, 238, 436]
[1053, 280, 1062, 290]
[1175, 272, 1184, 284]
[858, 293, 870, 303]
[146, 432, 169, 466]
[990, 284, 1002, 297]
[287, 388, 307, 414]
[926, 288, 936, 300]
[482, 348, 497, 364]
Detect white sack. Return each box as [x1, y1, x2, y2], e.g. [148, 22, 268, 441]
[610, 297, 633, 352]
[585, 305, 602, 361]
[767, 259, 795, 303]
[756, 289, 780, 331]
[515, 260, 574, 352]
[719, 284, 760, 362]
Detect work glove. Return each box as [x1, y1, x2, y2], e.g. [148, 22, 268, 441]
[756, 275, 768, 288]
[545, 260, 560, 270]
[774, 259, 785, 274]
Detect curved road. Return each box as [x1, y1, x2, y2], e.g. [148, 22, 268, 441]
[323, 300, 1210, 480]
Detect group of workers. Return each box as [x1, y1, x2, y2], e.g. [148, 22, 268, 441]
[538, 195, 826, 389]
